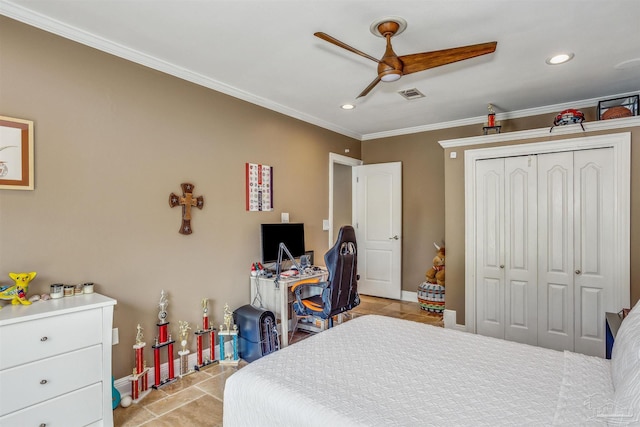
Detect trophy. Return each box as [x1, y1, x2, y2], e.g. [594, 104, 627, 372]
[218, 303, 240, 366]
[483, 104, 501, 135]
[129, 324, 150, 401]
[152, 290, 177, 388]
[194, 298, 218, 370]
[178, 321, 194, 377]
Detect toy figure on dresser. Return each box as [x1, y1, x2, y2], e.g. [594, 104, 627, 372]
[151, 290, 177, 388]
[219, 303, 240, 366]
[194, 298, 218, 371]
[0, 272, 37, 308]
[178, 320, 194, 377]
[129, 324, 151, 402]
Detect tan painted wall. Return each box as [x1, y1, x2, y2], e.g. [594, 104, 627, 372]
[332, 163, 352, 238]
[363, 132, 450, 292]
[0, 17, 360, 378]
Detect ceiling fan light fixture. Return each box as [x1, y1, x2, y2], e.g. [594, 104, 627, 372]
[546, 52, 574, 65]
[380, 71, 402, 82]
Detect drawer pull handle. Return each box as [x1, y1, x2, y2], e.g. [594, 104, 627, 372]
[40, 336, 48, 342]
[40, 424, 46, 427]
[40, 379, 48, 385]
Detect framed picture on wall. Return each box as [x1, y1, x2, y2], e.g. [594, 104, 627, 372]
[0, 116, 34, 190]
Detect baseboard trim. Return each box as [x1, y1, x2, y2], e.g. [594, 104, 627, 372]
[401, 290, 417, 302]
[443, 309, 467, 332]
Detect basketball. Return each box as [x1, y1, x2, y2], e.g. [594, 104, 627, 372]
[602, 106, 633, 120]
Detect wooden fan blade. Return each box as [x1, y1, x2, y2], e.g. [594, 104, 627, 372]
[399, 41, 497, 75]
[314, 32, 383, 65]
[357, 76, 382, 98]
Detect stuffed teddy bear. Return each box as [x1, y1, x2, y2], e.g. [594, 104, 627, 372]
[425, 244, 445, 287]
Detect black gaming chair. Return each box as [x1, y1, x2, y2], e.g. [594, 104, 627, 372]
[291, 225, 360, 329]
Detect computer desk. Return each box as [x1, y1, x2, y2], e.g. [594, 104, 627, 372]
[250, 268, 327, 347]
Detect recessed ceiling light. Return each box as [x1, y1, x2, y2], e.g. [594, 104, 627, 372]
[546, 53, 574, 65]
[341, 104, 355, 110]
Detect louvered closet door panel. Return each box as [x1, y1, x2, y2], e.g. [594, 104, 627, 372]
[475, 158, 505, 339]
[537, 151, 574, 352]
[504, 156, 538, 345]
[573, 148, 614, 357]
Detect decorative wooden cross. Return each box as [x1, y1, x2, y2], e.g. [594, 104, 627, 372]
[169, 183, 204, 235]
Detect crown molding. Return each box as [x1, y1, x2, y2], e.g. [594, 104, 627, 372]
[439, 115, 640, 148]
[362, 92, 640, 141]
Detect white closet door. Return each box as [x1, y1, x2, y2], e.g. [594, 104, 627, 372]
[476, 158, 505, 339]
[537, 151, 574, 352]
[573, 148, 614, 357]
[504, 156, 538, 345]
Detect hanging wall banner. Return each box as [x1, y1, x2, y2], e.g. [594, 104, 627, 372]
[245, 163, 273, 211]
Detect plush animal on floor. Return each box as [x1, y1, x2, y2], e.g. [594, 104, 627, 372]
[0, 272, 37, 308]
[425, 244, 445, 286]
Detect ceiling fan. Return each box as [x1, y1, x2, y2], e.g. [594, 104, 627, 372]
[315, 17, 497, 98]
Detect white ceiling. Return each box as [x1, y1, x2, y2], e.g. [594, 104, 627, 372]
[2, 0, 640, 140]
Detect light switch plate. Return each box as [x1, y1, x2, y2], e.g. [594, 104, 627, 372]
[322, 219, 329, 231]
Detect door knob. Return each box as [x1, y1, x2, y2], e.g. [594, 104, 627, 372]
[389, 235, 399, 240]
[575, 269, 581, 275]
[500, 265, 505, 269]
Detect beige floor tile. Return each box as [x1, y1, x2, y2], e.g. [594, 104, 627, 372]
[195, 370, 236, 400]
[144, 386, 205, 416]
[140, 395, 223, 427]
[114, 404, 157, 427]
[157, 370, 213, 395]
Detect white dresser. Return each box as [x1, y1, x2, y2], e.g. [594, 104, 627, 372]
[0, 293, 117, 426]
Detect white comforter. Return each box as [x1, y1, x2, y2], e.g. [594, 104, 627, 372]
[223, 315, 613, 426]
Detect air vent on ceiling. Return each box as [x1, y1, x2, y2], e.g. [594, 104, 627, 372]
[398, 88, 425, 100]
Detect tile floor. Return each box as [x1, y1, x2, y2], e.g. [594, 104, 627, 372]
[113, 295, 443, 426]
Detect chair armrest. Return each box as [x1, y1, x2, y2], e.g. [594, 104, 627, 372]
[290, 278, 327, 293]
[291, 278, 330, 318]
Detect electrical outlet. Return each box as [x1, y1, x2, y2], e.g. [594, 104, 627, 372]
[112, 328, 119, 345]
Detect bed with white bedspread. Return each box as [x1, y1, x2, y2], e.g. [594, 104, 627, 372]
[224, 301, 640, 426]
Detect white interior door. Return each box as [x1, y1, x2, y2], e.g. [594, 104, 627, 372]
[476, 148, 614, 356]
[475, 158, 505, 339]
[465, 133, 630, 358]
[537, 151, 575, 352]
[353, 162, 402, 299]
[475, 156, 537, 343]
[572, 148, 614, 357]
[504, 155, 538, 345]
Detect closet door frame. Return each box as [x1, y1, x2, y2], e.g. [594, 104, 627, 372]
[464, 133, 630, 334]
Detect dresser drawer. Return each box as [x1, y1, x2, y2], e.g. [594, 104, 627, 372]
[0, 309, 102, 369]
[0, 345, 102, 415]
[0, 382, 102, 427]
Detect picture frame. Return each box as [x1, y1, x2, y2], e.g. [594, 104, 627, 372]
[0, 116, 34, 190]
[597, 95, 639, 120]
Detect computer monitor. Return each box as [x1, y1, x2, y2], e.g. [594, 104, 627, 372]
[260, 223, 305, 265]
